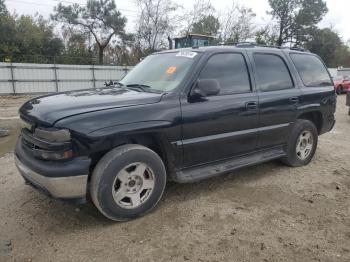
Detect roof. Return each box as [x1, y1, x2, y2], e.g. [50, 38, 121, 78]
[157, 43, 310, 55]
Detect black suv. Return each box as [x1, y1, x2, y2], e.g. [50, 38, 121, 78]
[15, 45, 336, 221]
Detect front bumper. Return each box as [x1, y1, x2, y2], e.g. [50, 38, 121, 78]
[15, 138, 91, 202]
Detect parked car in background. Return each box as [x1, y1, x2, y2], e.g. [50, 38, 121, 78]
[333, 75, 350, 94]
[15, 45, 336, 221]
[346, 89, 350, 115]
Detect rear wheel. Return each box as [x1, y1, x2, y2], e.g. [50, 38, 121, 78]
[90, 144, 166, 221]
[282, 120, 318, 167]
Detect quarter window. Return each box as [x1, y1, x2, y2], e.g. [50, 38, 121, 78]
[199, 53, 251, 95]
[290, 54, 332, 87]
[253, 54, 294, 92]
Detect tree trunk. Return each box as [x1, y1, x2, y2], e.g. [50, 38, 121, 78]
[98, 46, 104, 65]
[277, 25, 283, 46]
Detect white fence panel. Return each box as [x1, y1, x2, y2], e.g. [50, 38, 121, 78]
[0, 64, 13, 93]
[0, 82, 13, 94]
[15, 82, 56, 94]
[0, 62, 133, 94]
[58, 81, 94, 92]
[57, 64, 92, 80]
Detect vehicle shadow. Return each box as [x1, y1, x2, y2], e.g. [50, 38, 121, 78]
[14, 159, 287, 234]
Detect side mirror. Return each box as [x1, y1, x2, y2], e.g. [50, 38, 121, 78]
[190, 79, 220, 98]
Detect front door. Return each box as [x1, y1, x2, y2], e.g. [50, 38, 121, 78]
[180, 52, 259, 168]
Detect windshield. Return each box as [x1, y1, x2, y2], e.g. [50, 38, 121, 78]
[120, 51, 199, 92]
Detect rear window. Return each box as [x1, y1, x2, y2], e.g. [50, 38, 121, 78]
[253, 53, 294, 92]
[290, 54, 332, 87]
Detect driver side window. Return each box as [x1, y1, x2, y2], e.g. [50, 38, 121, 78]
[199, 53, 251, 95]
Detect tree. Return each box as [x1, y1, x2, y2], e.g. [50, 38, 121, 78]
[0, 0, 8, 16]
[52, 0, 127, 64]
[192, 15, 220, 36]
[135, 0, 179, 53]
[14, 15, 64, 63]
[219, 2, 256, 43]
[59, 28, 95, 64]
[306, 28, 350, 67]
[268, 0, 328, 46]
[255, 24, 279, 45]
[181, 0, 215, 36]
[0, 9, 64, 63]
[0, 4, 17, 59]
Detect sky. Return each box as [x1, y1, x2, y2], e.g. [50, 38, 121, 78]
[4, 0, 350, 42]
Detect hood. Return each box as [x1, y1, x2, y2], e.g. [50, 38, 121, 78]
[20, 87, 163, 126]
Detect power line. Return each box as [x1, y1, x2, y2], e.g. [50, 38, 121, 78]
[6, 0, 139, 15]
[50, 0, 139, 13]
[6, 0, 56, 7]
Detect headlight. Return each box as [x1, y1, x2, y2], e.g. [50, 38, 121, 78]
[20, 118, 33, 131]
[27, 127, 73, 160]
[34, 128, 71, 142]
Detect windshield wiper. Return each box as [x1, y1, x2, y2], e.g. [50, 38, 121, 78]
[126, 84, 152, 92]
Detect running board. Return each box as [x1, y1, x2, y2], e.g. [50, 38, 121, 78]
[173, 147, 286, 183]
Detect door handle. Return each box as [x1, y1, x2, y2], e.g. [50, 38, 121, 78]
[289, 97, 299, 103]
[246, 101, 258, 110]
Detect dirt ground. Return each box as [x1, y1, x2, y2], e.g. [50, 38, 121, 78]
[0, 95, 349, 262]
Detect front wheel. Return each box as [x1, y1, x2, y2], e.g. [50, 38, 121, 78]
[90, 144, 166, 221]
[282, 120, 318, 167]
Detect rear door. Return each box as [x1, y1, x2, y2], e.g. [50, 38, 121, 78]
[248, 51, 302, 149]
[289, 53, 336, 133]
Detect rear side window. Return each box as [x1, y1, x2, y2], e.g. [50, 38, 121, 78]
[290, 54, 332, 87]
[253, 53, 294, 92]
[199, 53, 251, 95]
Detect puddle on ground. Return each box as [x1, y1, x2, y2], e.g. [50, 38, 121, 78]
[0, 127, 21, 157]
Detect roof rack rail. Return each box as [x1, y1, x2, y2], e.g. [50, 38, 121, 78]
[289, 46, 307, 52]
[218, 42, 308, 52]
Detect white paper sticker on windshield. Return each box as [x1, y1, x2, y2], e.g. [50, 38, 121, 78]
[176, 51, 197, 59]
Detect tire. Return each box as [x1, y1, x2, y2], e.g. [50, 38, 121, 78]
[282, 119, 318, 167]
[90, 144, 166, 221]
[337, 85, 343, 95]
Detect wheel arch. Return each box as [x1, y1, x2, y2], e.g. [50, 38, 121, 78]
[87, 123, 178, 179]
[297, 111, 323, 134]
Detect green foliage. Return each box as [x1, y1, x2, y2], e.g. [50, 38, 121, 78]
[15, 16, 64, 62]
[268, 0, 328, 46]
[52, 0, 127, 64]
[58, 32, 96, 64]
[0, 0, 7, 16]
[192, 15, 220, 36]
[255, 25, 279, 45]
[306, 28, 350, 67]
[0, 12, 64, 63]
